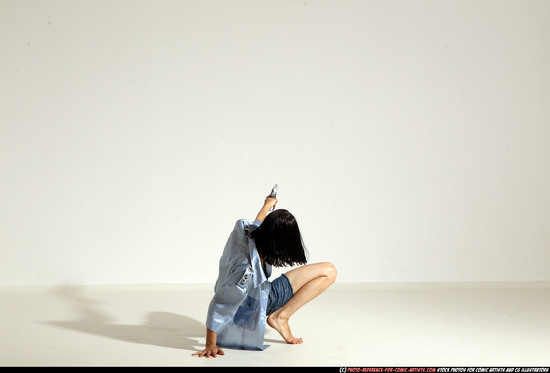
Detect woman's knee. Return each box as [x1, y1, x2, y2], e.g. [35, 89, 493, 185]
[322, 262, 337, 283]
[285, 261, 337, 291]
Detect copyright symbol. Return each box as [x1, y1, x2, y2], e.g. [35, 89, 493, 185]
[340, 368, 347, 373]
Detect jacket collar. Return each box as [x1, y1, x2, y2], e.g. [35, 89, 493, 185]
[248, 237, 270, 288]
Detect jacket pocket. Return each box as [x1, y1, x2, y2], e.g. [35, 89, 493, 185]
[233, 295, 260, 331]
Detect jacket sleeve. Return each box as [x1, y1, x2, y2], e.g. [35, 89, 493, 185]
[206, 265, 253, 334]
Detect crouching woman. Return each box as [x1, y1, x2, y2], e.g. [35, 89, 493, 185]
[193, 196, 337, 357]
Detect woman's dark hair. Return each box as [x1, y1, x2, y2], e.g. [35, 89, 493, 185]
[249, 209, 308, 267]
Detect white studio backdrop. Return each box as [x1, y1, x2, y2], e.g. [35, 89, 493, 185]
[1, 0, 549, 286]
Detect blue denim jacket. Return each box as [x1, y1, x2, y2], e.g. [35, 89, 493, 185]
[206, 219, 272, 350]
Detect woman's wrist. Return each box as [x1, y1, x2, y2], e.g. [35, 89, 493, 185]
[206, 328, 217, 346]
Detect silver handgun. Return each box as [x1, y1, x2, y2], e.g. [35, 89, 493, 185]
[269, 184, 278, 210]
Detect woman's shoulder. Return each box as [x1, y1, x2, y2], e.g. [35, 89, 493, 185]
[233, 219, 261, 235]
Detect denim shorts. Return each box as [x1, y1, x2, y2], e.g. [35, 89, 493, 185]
[266, 273, 294, 315]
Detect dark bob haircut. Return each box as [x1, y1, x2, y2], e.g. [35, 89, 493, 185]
[249, 209, 308, 267]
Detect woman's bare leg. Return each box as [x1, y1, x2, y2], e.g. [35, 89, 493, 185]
[267, 262, 337, 344]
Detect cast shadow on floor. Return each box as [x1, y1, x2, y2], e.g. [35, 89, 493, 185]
[41, 286, 205, 352]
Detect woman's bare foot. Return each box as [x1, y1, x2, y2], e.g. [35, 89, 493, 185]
[267, 311, 303, 344]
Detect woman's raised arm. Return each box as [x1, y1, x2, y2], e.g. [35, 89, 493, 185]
[255, 196, 278, 223]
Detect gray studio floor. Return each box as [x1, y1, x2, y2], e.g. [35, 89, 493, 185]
[1, 281, 549, 367]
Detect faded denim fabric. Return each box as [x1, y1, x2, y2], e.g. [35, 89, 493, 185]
[205, 219, 272, 350]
